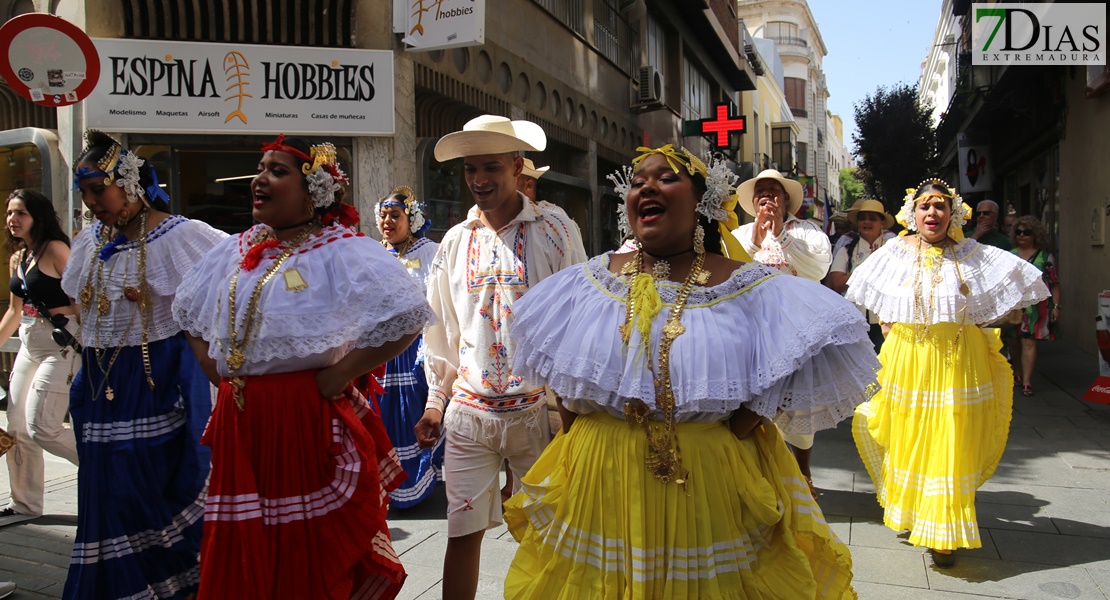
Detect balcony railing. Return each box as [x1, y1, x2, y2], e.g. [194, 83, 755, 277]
[533, 0, 585, 37]
[593, 0, 633, 74]
[769, 36, 808, 48]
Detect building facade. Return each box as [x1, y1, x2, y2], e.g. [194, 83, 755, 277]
[0, 0, 758, 257]
[736, 0, 830, 223]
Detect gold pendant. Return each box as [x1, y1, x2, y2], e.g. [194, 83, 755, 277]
[283, 268, 308, 292]
[227, 348, 246, 372]
[402, 258, 422, 270]
[79, 283, 94, 306]
[694, 269, 711, 285]
[662, 320, 686, 339]
[123, 286, 141, 302]
[97, 294, 110, 316]
[959, 282, 970, 296]
[105, 386, 115, 401]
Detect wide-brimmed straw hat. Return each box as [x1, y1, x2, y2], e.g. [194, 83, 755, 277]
[736, 169, 804, 216]
[847, 198, 895, 228]
[434, 115, 547, 161]
[521, 158, 549, 180]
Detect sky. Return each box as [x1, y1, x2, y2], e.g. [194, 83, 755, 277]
[807, 0, 944, 154]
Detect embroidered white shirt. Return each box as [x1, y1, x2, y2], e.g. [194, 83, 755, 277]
[423, 195, 587, 416]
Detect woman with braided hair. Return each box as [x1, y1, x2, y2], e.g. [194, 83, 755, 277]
[174, 135, 435, 599]
[63, 131, 227, 599]
[374, 186, 443, 508]
[846, 179, 1049, 567]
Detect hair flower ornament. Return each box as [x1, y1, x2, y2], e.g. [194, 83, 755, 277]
[606, 165, 633, 239]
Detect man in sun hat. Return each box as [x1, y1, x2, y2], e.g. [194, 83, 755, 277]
[516, 158, 549, 202]
[415, 114, 586, 600]
[732, 168, 833, 499]
[825, 198, 897, 351]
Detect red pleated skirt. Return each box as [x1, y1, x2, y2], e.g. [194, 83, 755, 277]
[198, 370, 407, 600]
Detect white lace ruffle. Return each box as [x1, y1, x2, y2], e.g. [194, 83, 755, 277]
[172, 225, 437, 373]
[845, 238, 1050, 325]
[62, 217, 229, 348]
[509, 255, 881, 431]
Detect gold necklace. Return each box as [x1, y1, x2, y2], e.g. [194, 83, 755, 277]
[221, 224, 317, 411]
[81, 208, 155, 399]
[621, 247, 707, 488]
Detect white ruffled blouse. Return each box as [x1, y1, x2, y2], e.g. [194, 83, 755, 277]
[389, 236, 438, 296]
[62, 216, 228, 349]
[172, 224, 437, 377]
[844, 237, 1049, 326]
[509, 255, 881, 434]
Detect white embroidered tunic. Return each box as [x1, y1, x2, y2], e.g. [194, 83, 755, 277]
[508, 255, 881, 434]
[172, 224, 436, 376]
[62, 216, 228, 349]
[733, 216, 832, 281]
[844, 237, 1049, 326]
[390, 236, 438, 296]
[423, 195, 587, 419]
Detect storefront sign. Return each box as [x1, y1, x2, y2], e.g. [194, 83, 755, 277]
[0, 13, 100, 107]
[400, 0, 485, 51]
[84, 39, 394, 135]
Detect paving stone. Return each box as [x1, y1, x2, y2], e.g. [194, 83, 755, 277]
[849, 544, 929, 588]
[976, 501, 1060, 534]
[926, 553, 1108, 600]
[855, 580, 992, 599]
[991, 529, 1110, 570]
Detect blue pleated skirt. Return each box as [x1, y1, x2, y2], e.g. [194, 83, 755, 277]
[63, 332, 211, 600]
[379, 336, 443, 508]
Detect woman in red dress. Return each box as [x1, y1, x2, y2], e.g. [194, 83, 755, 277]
[173, 136, 435, 599]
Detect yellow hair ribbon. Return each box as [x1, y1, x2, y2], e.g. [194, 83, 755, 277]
[632, 145, 707, 179]
[718, 193, 751, 261]
[629, 271, 663, 362]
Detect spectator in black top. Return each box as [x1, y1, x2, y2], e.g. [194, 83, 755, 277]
[0, 189, 78, 527]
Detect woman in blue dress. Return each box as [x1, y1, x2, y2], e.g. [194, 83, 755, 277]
[375, 186, 443, 507]
[62, 131, 226, 599]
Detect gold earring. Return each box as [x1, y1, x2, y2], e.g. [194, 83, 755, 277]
[118, 207, 131, 224]
[693, 224, 705, 255]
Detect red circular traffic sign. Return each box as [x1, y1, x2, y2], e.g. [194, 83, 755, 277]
[0, 13, 100, 107]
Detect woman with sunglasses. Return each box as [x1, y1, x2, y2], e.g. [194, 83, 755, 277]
[846, 180, 1048, 568]
[1007, 216, 1061, 396]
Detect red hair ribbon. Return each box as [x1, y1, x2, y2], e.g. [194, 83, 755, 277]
[322, 203, 360, 228]
[260, 133, 312, 163]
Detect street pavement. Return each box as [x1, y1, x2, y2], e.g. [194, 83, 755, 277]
[2, 339, 1109, 599]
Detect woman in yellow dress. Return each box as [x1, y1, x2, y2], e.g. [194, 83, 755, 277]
[503, 145, 881, 599]
[846, 180, 1049, 568]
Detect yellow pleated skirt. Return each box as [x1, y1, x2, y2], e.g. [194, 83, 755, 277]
[853, 323, 1012, 551]
[504, 412, 856, 599]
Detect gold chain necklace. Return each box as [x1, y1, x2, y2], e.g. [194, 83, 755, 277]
[79, 208, 154, 400]
[911, 236, 971, 358]
[621, 247, 707, 488]
[220, 224, 316, 411]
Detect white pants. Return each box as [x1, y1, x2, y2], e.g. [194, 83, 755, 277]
[443, 400, 550, 537]
[5, 317, 78, 516]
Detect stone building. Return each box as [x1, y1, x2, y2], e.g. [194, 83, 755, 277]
[0, 0, 759, 256]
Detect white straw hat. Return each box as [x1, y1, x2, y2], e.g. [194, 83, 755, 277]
[434, 115, 547, 161]
[736, 169, 804, 216]
[521, 158, 549, 180]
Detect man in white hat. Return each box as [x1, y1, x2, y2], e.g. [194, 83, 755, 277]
[415, 115, 586, 600]
[516, 158, 548, 202]
[825, 198, 897, 351]
[732, 169, 832, 497]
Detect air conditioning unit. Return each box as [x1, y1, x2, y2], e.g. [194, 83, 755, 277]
[631, 66, 664, 110]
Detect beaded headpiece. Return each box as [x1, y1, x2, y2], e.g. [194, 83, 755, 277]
[610, 145, 748, 260]
[895, 178, 971, 241]
[73, 130, 169, 206]
[375, 185, 430, 235]
[260, 134, 350, 208]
